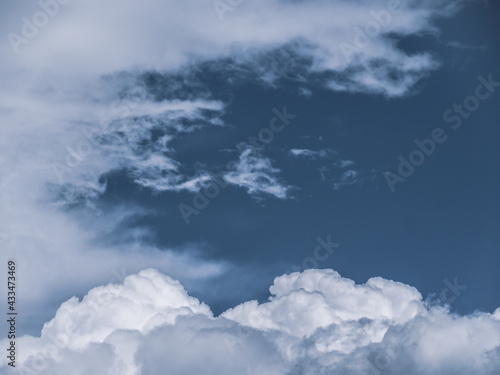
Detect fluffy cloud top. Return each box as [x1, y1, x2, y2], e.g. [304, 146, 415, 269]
[223, 269, 424, 336]
[2, 268, 499, 375]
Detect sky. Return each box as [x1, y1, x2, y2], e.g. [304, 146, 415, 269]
[0, 0, 499, 374]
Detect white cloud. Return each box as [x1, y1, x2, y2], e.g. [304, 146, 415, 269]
[334, 169, 359, 189]
[332, 168, 378, 190]
[223, 269, 424, 336]
[0, 0, 475, 97]
[289, 148, 334, 159]
[0, 73, 232, 330]
[224, 148, 292, 200]
[2, 268, 499, 375]
[335, 159, 356, 168]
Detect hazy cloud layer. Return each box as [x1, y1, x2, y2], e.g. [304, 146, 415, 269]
[1, 0, 475, 96]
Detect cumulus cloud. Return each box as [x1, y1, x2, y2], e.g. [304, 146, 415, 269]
[2, 268, 499, 375]
[224, 148, 292, 200]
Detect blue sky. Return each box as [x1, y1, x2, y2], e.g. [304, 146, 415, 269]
[93, 1, 500, 316]
[0, 0, 499, 374]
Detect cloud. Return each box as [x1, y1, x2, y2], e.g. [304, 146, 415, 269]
[331, 167, 379, 190]
[447, 40, 488, 49]
[224, 148, 292, 200]
[2, 268, 499, 375]
[222, 269, 424, 336]
[1, 0, 476, 97]
[332, 169, 369, 189]
[0, 70, 235, 330]
[3, 269, 212, 375]
[289, 148, 374, 189]
[334, 159, 357, 168]
[289, 148, 334, 159]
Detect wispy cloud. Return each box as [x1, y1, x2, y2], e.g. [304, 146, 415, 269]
[289, 148, 374, 189]
[289, 148, 334, 159]
[224, 148, 292, 200]
[1, 0, 474, 97]
[447, 41, 488, 49]
[332, 169, 364, 190]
